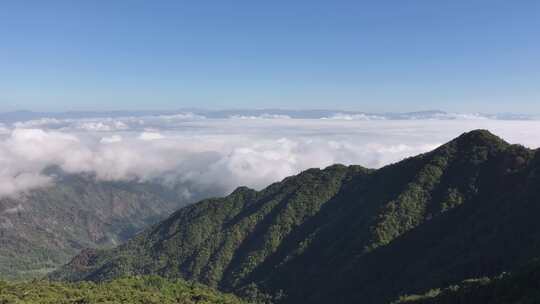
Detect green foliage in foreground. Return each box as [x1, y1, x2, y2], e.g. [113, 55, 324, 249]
[0, 276, 246, 304]
[395, 259, 540, 304]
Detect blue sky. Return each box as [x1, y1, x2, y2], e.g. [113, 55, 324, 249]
[0, 1, 539, 113]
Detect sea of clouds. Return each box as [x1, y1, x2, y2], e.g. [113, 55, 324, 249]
[1, 110, 540, 199]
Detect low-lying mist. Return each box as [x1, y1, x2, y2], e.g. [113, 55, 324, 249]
[1, 112, 540, 199]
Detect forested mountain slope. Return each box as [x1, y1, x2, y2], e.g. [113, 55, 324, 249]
[0, 172, 190, 280]
[51, 130, 540, 304]
[394, 259, 540, 304]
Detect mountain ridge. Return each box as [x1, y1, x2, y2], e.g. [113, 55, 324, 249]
[49, 130, 540, 303]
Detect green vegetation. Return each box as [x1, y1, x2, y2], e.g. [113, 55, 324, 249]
[45, 130, 540, 303]
[0, 172, 191, 280]
[395, 259, 540, 304]
[0, 276, 246, 304]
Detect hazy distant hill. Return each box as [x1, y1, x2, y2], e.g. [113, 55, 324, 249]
[0, 109, 537, 122]
[0, 171, 191, 280]
[50, 130, 540, 303]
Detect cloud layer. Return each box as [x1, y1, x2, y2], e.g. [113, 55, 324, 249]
[1, 112, 540, 198]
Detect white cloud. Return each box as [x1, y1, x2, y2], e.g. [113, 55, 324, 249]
[156, 113, 206, 120]
[0, 123, 9, 134]
[0, 173, 53, 199]
[139, 132, 165, 141]
[322, 113, 387, 120]
[100, 135, 123, 144]
[230, 114, 292, 120]
[77, 121, 129, 132]
[259, 114, 292, 119]
[429, 112, 490, 120]
[13, 118, 64, 128]
[0, 116, 539, 199]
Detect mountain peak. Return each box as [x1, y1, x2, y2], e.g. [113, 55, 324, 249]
[453, 129, 509, 149]
[230, 186, 256, 196]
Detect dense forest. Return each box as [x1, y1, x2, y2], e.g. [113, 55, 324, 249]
[48, 130, 540, 303]
[395, 259, 540, 304]
[0, 275, 245, 304]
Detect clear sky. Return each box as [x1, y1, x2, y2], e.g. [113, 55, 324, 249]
[1, 1, 539, 113]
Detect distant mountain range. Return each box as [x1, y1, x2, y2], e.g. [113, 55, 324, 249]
[0, 109, 538, 123]
[49, 130, 540, 303]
